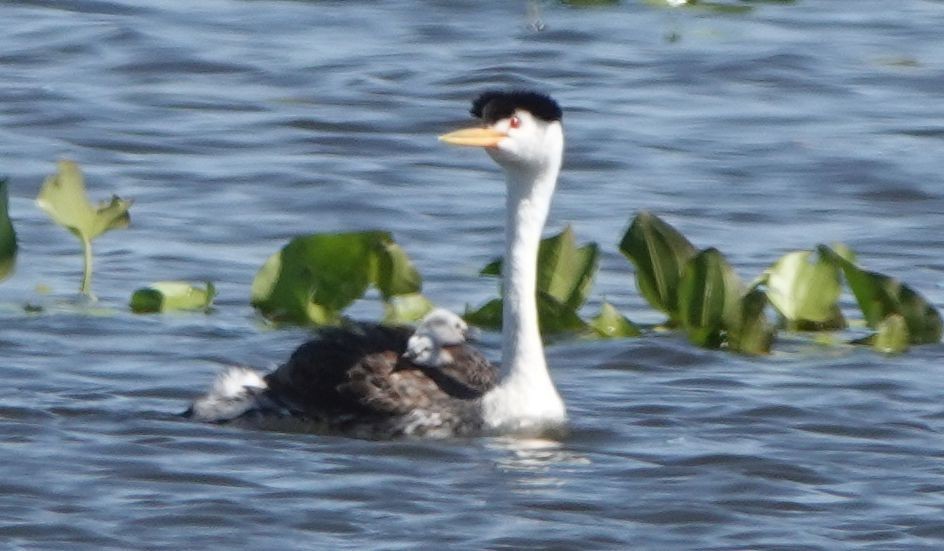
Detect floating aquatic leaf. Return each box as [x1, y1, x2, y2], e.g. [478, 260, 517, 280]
[872, 314, 909, 355]
[727, 288, 775, 355]
[374, 240, 423, 300]
[0, 178, 16, 281]
[819, 245, 942, 345]
[480, 226, 598, 311]
[589, 302, 641, 338]
[535, 292, 590, 335]
[251, 231, 423, 325]
[472, 226, 599, 335]
[130, 281, 216, 313]
[36, 161, 132, 297]
[763, 250, 845, 330]
[465, 293, 588, 336]
[619, 211, 697, 323]
[677, 248, 739, 348]
[383, 292, 434, 324]
[537, 226, 598, 311]
[464, 298, 502, 330]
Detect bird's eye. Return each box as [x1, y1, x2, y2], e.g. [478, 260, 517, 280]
[509, 115, 521, 129]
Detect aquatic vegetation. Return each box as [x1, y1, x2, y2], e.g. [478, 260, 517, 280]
[465, 226, 603, 336]
[8, 160, 938, 356]
[35, 161, 132, 298]
[0, 178, 16, 282]
[130, 282, 216, 314]
[589, 301, 641, 338]
[245, 212, 940, 355]
[619, 212, 940, 353]
[761, 249, 846, 331]
[819, 245, 942, 345]
[619, 210, 697, 324]
[250, 231, 430, 325]
[872, 314, 909, 355]
[676, 247, 742, 348]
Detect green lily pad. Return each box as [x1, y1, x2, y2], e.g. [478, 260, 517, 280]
[0, 178, 16, 281]
[472, 226, 599, 335]
[589, 301, 641, 338]
[130, 281, 216, 313]
[464, 298, 502, 330]
[818, 245, 942, 345]
[374, 240, 423, 300]
[619, 211, 697, 323]
[727, 288, 775, 355]
[250, 231, 423, 325]
[465, 292, 589, 336]
[872, 314, 910, 355]
[677, 247, 741, 348]
[537, 226, 598, 311]
[481, 225, 599, 311]
[383, 292, 434, 324]
[36, 161, 132, 297]
[763, 250, 845, 330]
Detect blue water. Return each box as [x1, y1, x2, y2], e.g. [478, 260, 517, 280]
[2, 0, 944, 549]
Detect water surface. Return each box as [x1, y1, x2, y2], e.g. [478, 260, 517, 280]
[2, 1, 944, 549]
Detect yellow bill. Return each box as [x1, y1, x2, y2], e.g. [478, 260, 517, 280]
[438, 127, 506, 147]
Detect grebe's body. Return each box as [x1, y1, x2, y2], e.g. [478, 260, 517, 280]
[189, 90, 567, 437]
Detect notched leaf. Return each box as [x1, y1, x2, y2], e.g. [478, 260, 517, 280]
[35, 160, 132, 296]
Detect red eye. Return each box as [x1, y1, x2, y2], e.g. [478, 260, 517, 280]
[509, 115, 521, 129]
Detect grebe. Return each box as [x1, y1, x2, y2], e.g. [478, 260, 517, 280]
[189, 90, 566, 437]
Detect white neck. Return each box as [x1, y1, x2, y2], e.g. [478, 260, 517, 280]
[481, 129, 567, 432]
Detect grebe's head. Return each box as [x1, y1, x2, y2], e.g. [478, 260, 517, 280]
[440, 90, 563, 176]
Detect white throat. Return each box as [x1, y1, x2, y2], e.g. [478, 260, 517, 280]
[481, 125, 567, 432]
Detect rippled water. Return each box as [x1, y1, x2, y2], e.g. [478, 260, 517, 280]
[2, 0, 944, 549]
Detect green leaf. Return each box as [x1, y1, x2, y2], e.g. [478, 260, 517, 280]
[589, 302, 641, 338]
[535, 292, 590, 335]
[537, 226, 598, 310]
[480, 226, 599, 311]
[819, 245, 943, 344]
[383, 293, 434, 324]
[130, 281, 216, 313]
[35, 161, 132, 296]
[872, 314, 910, 355]
[480, 258, 501, 277]
[374, 240, 423, 300]
[677, 248, 738, 348]
[36, 161, 131, 241]
[471, 226, 599, 336]
[763, 250, 845, 330]
[251, 231, 422, 325]
[465, 293, 588, 336]
[619, 211, 697, 322]
[464, 298, 502, 330]
[727, 288, 775, 355]
[0, 178, 17, 281]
